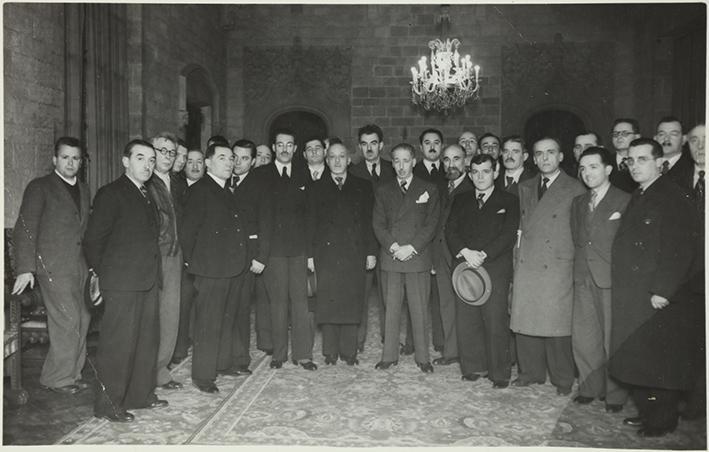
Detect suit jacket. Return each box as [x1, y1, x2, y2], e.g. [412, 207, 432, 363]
[232, 171, 271, 264]
[609, 176, 699, 389]
[413, 160, 447, 195]
[510, 171, 586, 336]
[252, 162, 311, 258]
[665, 151, 695, 191]
[146, 172, 184, 257]
[608, 152, 638, 193]
[495, 167, 536, 198]
[306, 165, 330, 184]
[433, 176, 475, 269]
[13, 172, 91, 277]
[180, 174, 248, 278]
[372, 176, 440, 273]
[570, 185, 630, 289]
[445, 186, 520, 279]
[349, 158, 396, 190]
[84, 174, 160, 291]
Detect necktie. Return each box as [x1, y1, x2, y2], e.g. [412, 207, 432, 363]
[139, 185, 151, 204]
[448, 180, 456, 194]
[587, 191, 597, 222]
[477, 192, 485, 209]
[281, 166, 288, 179]
[506, 176, 514, 188]
[400, 180, 408, 194]
[695, 170, 705, 203]
[619, 157, 629, 172]
[336, 176, 344, 190]
[371, 163, 379, 181]
[661, 160, 670, 175]
[431, 163, 438, 178]
[538, 177, 549, 200]
[230, 175, 240, 192]
[312, 170, 319, 181]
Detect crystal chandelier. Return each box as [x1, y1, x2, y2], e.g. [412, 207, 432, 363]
[410, 37, 481, 113]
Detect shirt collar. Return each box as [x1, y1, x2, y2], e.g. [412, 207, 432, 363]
[331, 173, 347, 184]
[125, 173, 145, 191]
[591, 181, 611, 204]
[424, 159, 440, 173]
[540, 169, 561, 186]
[665, 153, 682, 169]
[397, 175, 413, 188]
[55, 170, 77, 186]
[450, 173, 467, 190]
[309, 163, 325, 175]
[475, 185, 495, 203]
[187, 178, 198, 186]
[207, 172, 226, 188]
[504, 167, 524, 181]
[366, 158, 381, 172]
[236, 171, 249, 186]
[275, 160, 291, 176]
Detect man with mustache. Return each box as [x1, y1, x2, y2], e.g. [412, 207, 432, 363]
[655, 116, 694, 190]
[479, 133, 502, 162]
[609, 118, 641, 193]
[350, 124, 396, 351]
[495, 135, 536, 197]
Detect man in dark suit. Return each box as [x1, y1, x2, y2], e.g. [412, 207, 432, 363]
[496, 135, 536, 197]
[12, 136, 91, 395]
[84, 139, 165, 422]
[431, 144, 474, 367]
[570, 131, 601, 177]
[146, 132, 186, 392]
[446, 154, 519, 388]
[570, 147, 630, 412]
[172, 138, 188, 175]
[609, 118, 641, 193]
[373, 143, 440, 373]
[609, 138, 699, 437]
[479, 133, 502, 162]
[254, 128, 316, 370]
[307, 142, 377, 365]
[180, 143, 249, 393]
[510, 137, 586, 395]
[655, 116, 694, 190]
[303, 137, 330, 183]
[350, 124, 396, 351]
[458, 130, 478, 167]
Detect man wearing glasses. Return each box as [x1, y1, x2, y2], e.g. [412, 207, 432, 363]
[609, 118, 640, 193]
[254, 128, 317, 371]
[146, 132, 187, 392]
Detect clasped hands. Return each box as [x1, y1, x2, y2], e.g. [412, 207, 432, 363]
[389, 242, 417, 262]
[457, 248, 487, 269]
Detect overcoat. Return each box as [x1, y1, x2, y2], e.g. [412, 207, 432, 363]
[510, 171, 585, 336]
[608, 176, 699, 390]
[307, 174, 376, 324]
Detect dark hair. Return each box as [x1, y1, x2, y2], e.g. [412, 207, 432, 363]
[470, 153, 498, 171]
[501, 134, 526, 151]
[271, 128, 296, 144]
[629, 137, 663, 159]
[123, 139, 154, 158]
[656, 116, 684, 133]
[419, 128, 443, 144]
[177, 138, 187, 149]
[576, 130, 602, 146]
[54, 136, 83, 157]
[207, 135, 229, 147]
[533, 136, 562, 151]
[205, 142, 231, 159]
[232, 139, 257, 158]
[357, 124, 384, 142]
[579, 146, 613, 166]
[303, 136, 326, 149]
[478, 132, 501, 146]
[327, 136, 343, 146]
[613, 118, 640, 134]
[391, 142, 416, 158]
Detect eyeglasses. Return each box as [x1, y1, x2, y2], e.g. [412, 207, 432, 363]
[155, 147, 177, 157]
[612, 131, 635, 138]
[275, 142, 295, 151]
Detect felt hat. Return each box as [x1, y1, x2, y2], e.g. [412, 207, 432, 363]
[451, 262, 493, 306]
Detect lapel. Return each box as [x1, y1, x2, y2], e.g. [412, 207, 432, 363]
[78, 181, 89, 222]
[204, 173, 232, 210]
[395, 177, 422, 221]
[525, 172, 568, 232]
[590, 187, 616, 231]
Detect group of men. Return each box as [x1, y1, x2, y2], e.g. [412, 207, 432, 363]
[12, 116, 704, 437]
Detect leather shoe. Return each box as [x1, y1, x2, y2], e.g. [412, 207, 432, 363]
[623, 416, 644, 427]
[492, 380, 509, 389]
[557, 386, 572, 396]
[269, 360, 283, 369]
[297, 360, 318, 371]
[345, 357, 359, 366]
[433, 345, 443, 353]
[417, 362, 434, 373]
[42, 384, 81, 395]
[605, 404, 623, 413]
[193, 382, 219, 394]
[375, 360, 397, 370]
[574, 395, 594, 404]
[324, 355, 338, 365]
[260, 348, 273, 356]
[96, 411, 134, 423]
[147, 399, 169, 409]
[637, 426, 675, 437]
[399, 343, 414, 355]
[357, 344, 364, 353]
[511, 378, 544, 387]
[433, 357, 459, 365]
[171, 356, 185, 365]
[461, 374, 481, 382]
[160, 380, 183, 390]
[219, 366, 252, 376]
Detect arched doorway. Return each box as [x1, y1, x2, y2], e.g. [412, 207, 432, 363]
[524, 109, 586, 174]
[180, 65, 216, 150]
[268, 110, 328, 166]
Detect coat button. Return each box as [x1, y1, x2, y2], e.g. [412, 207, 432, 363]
[543, 264, 548, 269]
[587, 241, 592, 245]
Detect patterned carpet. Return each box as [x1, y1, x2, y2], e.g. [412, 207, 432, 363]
[57, 303, 707, 448]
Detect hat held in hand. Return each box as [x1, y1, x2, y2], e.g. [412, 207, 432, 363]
[451, 262, 492, 306]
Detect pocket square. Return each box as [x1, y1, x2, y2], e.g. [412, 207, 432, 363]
[608, 212, 622, 220]
[416, 191, 430, 204]
[496, 208, 506, 214]
[299, 186, 306, 191]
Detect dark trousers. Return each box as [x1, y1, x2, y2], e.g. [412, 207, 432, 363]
[263, 255, 312, 362]
[456, 270, 511, 381]
[515, 333, 575, 390]
[357, 268, 383, 348]
[94, 286, 159, 416]
[381, 271, 430, 364]
[429, 276, 443, 350]
[434, 260, 459, 359]
[191, 273, 244, 384]
[173, 271, 196, 360]
[322, 324, 357, 359]
[633, 386, 681, 430]
[253, 273, 272, 352]
[224, 270, 253, 368]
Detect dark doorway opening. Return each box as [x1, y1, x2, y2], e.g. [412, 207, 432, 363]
[185, 103, 203, 150]
[268, 110, 328, 167]
[524, 109, 585, 175]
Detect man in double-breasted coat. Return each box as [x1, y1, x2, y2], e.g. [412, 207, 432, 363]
[609, 138, 699, 437]
[510, 137, 586, 395]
